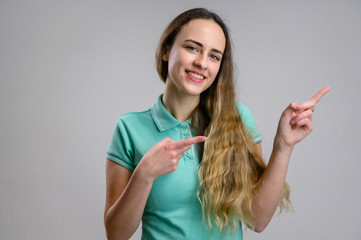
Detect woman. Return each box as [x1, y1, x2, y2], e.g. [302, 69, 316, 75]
[104, 8, 329, 240]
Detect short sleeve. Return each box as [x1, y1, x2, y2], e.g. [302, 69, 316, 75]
[106, 117, 135, 172]
[236, 102, 262, 143]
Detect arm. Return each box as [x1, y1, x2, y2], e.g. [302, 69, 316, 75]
[104, 136, 207, 240]
[251, 87, 330, 232]
[251, 141, 292, 232]
[104, 160, 153, 240]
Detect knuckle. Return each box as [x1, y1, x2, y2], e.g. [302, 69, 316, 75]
[169, 152, 178, 159]
[164, 144, 172, 151]
[290, 102, 298, 108]
[164, 137, 174, 144]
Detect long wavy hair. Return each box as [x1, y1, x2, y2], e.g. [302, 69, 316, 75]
[156, 8, 292, 232]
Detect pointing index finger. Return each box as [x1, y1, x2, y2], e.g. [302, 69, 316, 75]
[296, 86, 331, 111]
[310, 86, 331, 104]
[172, 136, 207, 150]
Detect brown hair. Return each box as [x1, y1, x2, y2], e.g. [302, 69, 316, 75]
[155, 8, 292, 233]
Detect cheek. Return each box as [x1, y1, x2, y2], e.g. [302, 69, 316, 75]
[169, 50, 188, 69]
[176, 50, 192, 66]
[209, 63, 221, 78]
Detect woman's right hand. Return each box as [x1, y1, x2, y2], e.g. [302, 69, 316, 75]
[104, 136, 206, 239]
[136, 136, 207, 181]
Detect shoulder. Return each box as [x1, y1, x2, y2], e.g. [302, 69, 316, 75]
[116, 108, 152, 124]
[112, 108, 156, 135]
[235, 102, 262, 143]
[235, 102, 254, 120]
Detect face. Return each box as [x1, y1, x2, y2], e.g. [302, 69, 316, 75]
[164, 19, 226, 97]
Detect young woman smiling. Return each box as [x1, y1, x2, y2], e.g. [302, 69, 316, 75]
[104, 8, 330, 240]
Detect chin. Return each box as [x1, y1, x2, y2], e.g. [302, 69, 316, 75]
[182, 84, 210, 96]
[182, 87, 204, 96]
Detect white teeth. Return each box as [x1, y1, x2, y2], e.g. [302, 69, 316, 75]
[187, 71, 205, 80]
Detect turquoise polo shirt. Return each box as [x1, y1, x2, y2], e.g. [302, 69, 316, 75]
[106, 95, 262, 240]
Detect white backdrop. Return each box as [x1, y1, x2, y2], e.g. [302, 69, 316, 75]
[1, 0, 360, 239]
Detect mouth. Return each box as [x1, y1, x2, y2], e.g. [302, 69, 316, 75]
[186, 70, 206, 82]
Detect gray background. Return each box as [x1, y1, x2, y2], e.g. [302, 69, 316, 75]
[1, 0, 360, 239]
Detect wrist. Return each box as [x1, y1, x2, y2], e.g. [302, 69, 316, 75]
[133, 163, 155, 184]
[273, 136, 295, 155]
[270, 139, 293, 166]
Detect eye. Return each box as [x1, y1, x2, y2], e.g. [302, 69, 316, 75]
[210, 54, 221, 61]
[186, 46, 198, 52]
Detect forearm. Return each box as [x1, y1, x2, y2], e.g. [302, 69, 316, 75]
[105, 168, 153, 240]
[252, 142, 293, 232]
[251, 87, 329, 232]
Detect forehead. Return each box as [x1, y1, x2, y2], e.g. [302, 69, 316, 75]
[175, 19, 226, 51]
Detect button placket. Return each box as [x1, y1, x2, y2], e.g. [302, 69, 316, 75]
[180, 124, 193, 161]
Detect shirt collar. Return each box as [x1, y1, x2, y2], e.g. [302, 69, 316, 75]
[151, 94, 191, 132]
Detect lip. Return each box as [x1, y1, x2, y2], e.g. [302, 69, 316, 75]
[185, 70, 206, 83]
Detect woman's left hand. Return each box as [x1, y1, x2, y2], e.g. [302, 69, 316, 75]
[275, 86, 330, 152]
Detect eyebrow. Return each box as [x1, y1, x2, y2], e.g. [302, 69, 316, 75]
[184, 39, 223, 55]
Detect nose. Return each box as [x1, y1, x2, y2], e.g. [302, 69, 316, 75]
[193, 53, 208, 70]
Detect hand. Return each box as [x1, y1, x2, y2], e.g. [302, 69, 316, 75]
[136, 136, 207, 181]
[275, 86, 330, 152]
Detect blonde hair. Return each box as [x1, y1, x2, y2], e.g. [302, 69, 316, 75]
[156, 8, 292, 233]
[197, 75, 292, 232]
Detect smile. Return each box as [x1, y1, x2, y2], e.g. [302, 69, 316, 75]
[186, 71, 205, 80]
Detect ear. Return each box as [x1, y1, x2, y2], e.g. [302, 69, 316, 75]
[162, 46, 169, 61]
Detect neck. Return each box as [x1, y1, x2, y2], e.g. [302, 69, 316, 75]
[163, 83, 200, 122]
